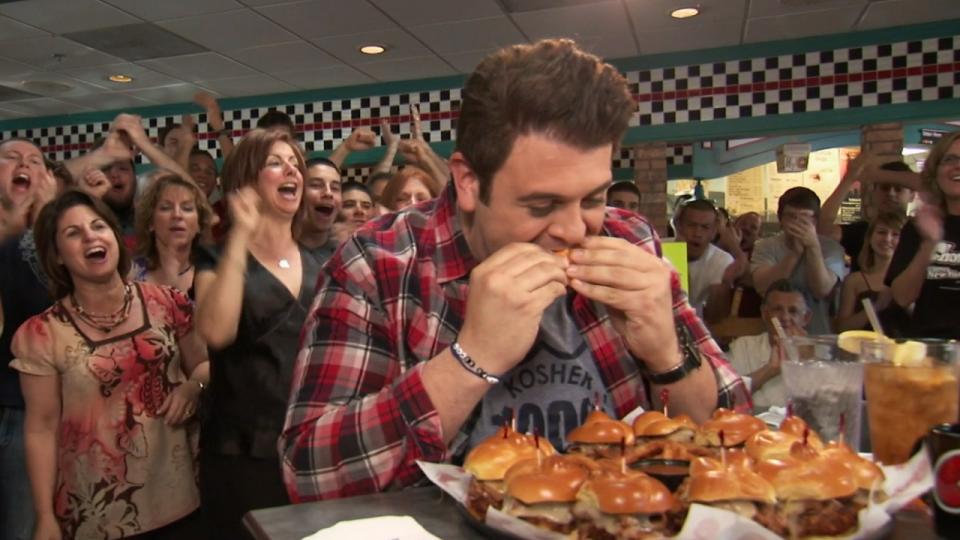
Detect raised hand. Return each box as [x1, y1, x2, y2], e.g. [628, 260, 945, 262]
[380, 119, 398, 148]
[78, 168, 110, 199]
[193, 91, 225, 129]
[914, 202, 945, 244]
[410, 104, 424, 141]
[345, 127, 377, 152]
[457, 243, 568, 376]
[100, 130, 135, 162]
[227, 186, 262, 238]
[111, 113, 150, 149]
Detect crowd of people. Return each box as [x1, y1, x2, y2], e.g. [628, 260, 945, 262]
[0, 37, 958, 540]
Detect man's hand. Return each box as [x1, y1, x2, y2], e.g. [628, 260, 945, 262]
[111, 113, 150, 149]
[380, 119, 398, 148]
[457, 243, 568, 376]
[782, 218, 819, 252]
[410, 104, 425, 141]
[194, 91, 224, 130]
[716, 221, 742, 255]
[566, 236, 679, 370]
[345, 127, 377, 152]
[100, 130, 135, 162]
[78, 168, 110, 199]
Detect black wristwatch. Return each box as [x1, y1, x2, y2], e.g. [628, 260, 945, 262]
[639, 322, 703, 385]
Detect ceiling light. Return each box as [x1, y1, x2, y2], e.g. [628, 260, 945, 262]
[108, 74, 134, 83]
[670, 7, 700, 19]
[359, 44, 386, 55]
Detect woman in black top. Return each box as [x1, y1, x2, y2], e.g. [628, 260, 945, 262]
[885, 131, 960, 339]
[194, 129, 320, 539]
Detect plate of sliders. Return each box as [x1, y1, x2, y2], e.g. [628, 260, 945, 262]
[417, 403, 930, 540]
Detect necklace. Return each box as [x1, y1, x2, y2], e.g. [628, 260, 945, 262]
[70, 283, 133, 334]
[278, 258, 291, 269]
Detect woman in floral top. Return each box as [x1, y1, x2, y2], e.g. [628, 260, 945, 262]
[11, 191, 209, 540]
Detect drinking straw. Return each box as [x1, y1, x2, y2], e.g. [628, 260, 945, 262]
[861, 297, 886, 337]
[770, 316, 799, 362]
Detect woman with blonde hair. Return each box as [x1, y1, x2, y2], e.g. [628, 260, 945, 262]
[836, 210, 905, 331]
[193, 128, 320, 539]
[133, 175, 213, 298]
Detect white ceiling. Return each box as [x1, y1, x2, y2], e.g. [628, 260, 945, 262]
[0, 0, 956, 120]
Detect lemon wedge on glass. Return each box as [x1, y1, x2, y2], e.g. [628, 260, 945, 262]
[892, 340, 927, 367]
[837, 330, 892, 355]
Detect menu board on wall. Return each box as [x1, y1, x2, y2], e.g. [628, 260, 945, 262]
[726, 168, 765, 217]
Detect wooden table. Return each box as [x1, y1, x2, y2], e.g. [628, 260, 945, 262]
[244, 486, 943, 540]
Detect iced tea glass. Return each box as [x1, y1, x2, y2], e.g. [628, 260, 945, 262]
[862, 339, 960, 465]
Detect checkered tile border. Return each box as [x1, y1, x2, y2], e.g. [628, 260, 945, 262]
[2, 34, 956, 165]
[613, 144, 692, 169]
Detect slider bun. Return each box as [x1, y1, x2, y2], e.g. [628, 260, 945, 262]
[821, 442, 884, 491]
[633, 411, 698, 437]
[745, 429, 823, 461]
[464, 428, 555, 481]
[695, 408, 767, 447]
[760, 455, 858, 501]
[686, 461, 776, 504]
[568, 410, 635, 445]
[578, 472, 676, 515]
[505, 455, 592, 504]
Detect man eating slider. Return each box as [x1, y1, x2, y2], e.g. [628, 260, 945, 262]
[280, 38, 750, 502]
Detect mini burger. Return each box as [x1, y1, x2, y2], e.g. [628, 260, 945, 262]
[632, 411, 698, 444]
[694, 408, 768, 449]
[573, 469, 680, 540]
[501, 455, 595, 534]
[463, 426, 556, 520]
[745, 424, 824, 462]
[756, 450, 862, 539]
[820, 441, 886, 505]
[567, 410, 635, 458]
[679, 456, 780, 530]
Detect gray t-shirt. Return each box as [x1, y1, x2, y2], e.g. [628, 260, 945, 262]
[466, 295, 613, 451]
[750, 233, 847, 335]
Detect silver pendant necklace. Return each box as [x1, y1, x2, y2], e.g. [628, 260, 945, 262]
[278, 258, 291, 269]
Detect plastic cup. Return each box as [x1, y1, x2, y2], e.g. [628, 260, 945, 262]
[781, 335, 864, 449]
[862, 339, 959, 465]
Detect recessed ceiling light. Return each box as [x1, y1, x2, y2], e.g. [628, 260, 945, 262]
[670, 7, 700, 19]
[108, 74, 134, 83]
[359, 44, 386, 55]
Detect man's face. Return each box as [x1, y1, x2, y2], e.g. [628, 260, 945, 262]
[607, 189, 640, 213]
[304, 163, 342, 233]
[677, 208, 716, 260]
[761, 290, 811, 333]
[452, 132, 612, 260]
[101, 160, 136, 212]
[736, 213, 762, 249]
[779, 206, 816, 229]
[872, 182, 914, 213]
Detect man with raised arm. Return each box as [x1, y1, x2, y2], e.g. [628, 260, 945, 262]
[280, 39, 749, 502]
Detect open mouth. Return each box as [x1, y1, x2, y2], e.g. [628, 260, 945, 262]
[84, 247, 107, 261]
[313, 203, 335, 217]
[278, 182, 299, 197]
[11, 173, 31, 191]
[169, 225, 188, 233]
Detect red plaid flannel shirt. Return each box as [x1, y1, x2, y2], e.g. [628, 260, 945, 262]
[280, 185, 751, 502]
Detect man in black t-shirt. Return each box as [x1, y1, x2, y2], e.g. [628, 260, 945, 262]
[819, 156, 918, 272]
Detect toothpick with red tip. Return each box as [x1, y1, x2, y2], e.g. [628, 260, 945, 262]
[620, 436, 627, 474]
[660, 388, 670, 417]
[593, 392, 601, 411]
[534, 428, 543, 468]
[838, 413, 846, 447]
[802, 427, 810, 448]
[719, 430, 727, 467]
[509, 408, 516, 432]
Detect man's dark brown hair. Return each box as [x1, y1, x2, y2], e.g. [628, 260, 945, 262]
[456, 39, 635, 203]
